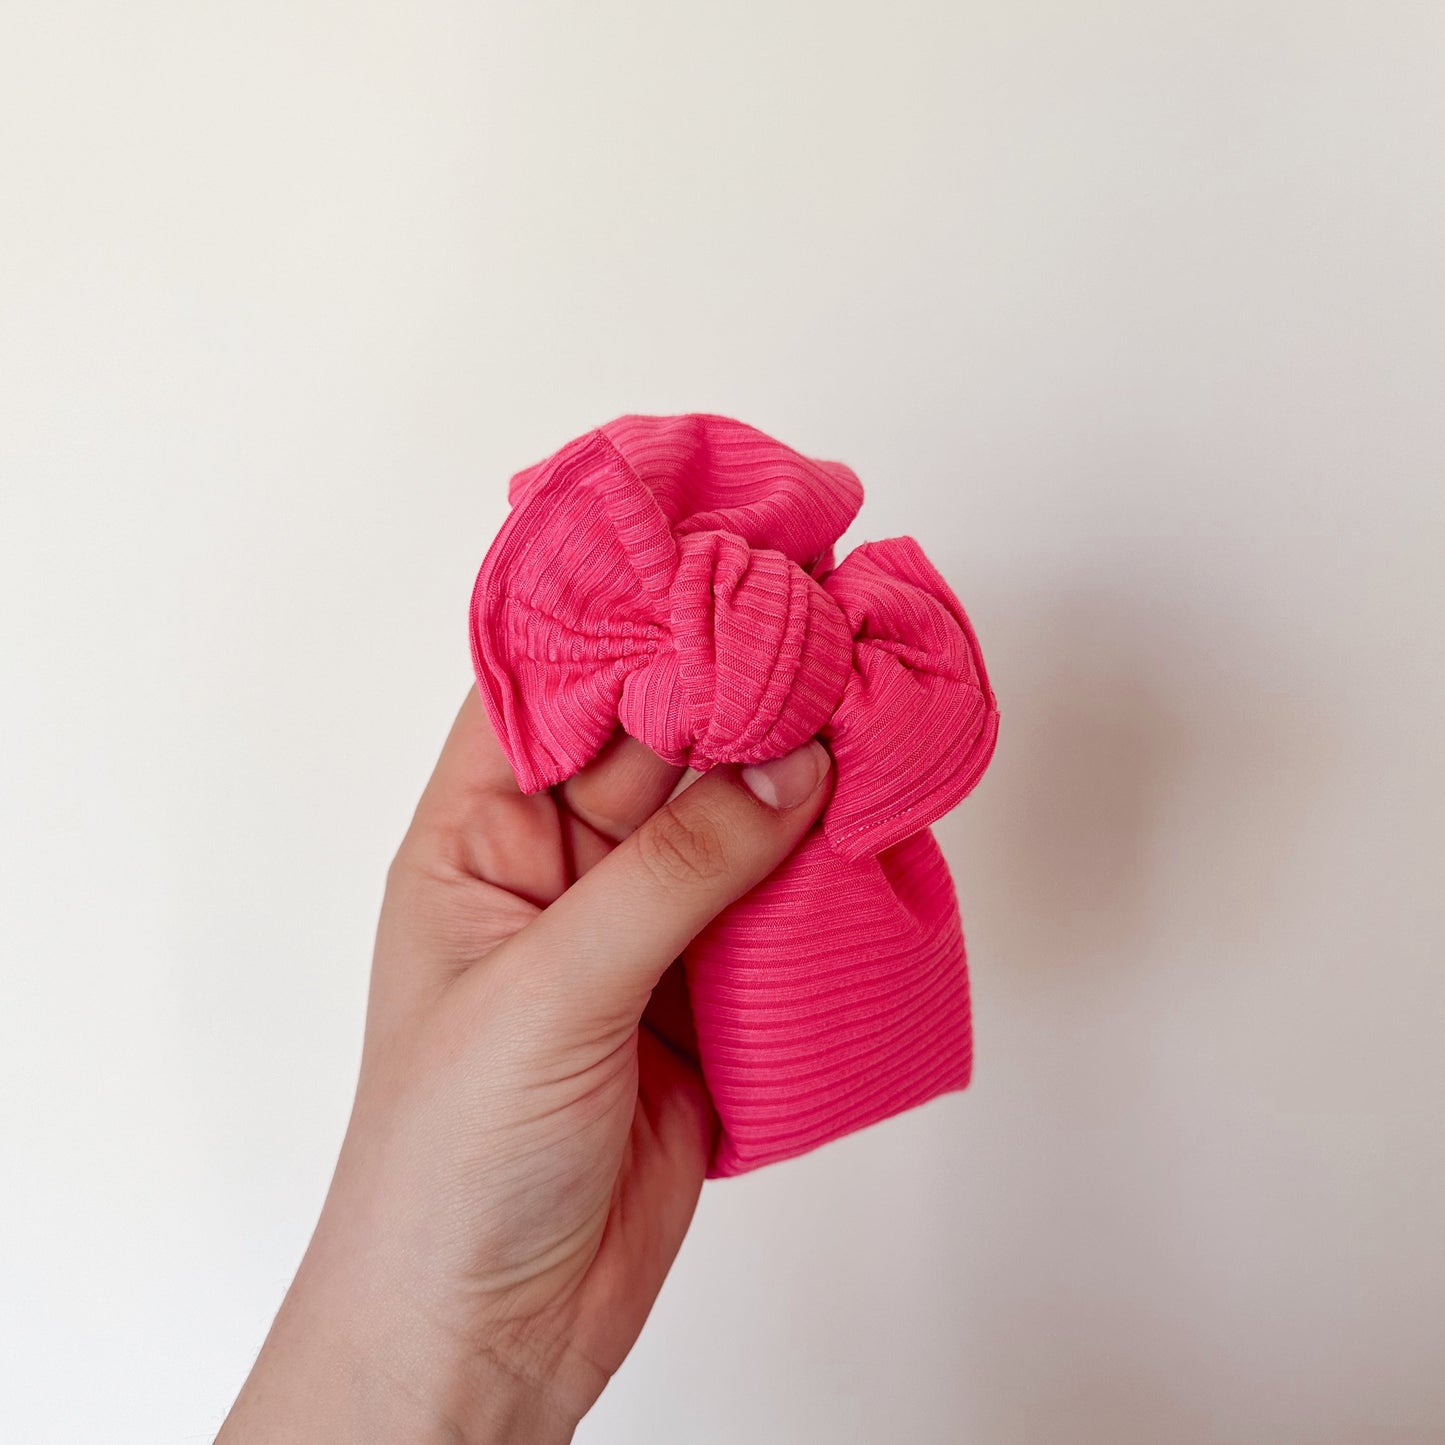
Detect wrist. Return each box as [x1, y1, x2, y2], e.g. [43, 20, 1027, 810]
[216, 1236, 579, 1445]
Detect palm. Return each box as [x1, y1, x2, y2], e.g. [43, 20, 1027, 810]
[383, 694, 715, 1392]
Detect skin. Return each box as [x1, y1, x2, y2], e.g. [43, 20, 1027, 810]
[216, 689, 834, 1444]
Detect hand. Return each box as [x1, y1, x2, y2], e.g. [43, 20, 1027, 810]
[217, 689, 834, 1444]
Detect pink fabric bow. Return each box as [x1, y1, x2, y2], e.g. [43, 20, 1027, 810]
[470, 414, 999, 1174]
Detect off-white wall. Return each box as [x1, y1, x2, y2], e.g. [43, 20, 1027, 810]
[3, 4, 1443, 1442]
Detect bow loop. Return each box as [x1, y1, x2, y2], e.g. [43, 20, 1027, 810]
[819, 538, 999, 859]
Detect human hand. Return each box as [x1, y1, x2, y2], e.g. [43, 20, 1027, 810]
[217, 689, 833, 1444]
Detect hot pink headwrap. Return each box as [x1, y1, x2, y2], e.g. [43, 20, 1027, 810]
[469, 414, 999, 1175]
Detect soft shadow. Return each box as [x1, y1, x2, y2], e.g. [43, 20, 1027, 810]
[913, 580, 1341, 1444]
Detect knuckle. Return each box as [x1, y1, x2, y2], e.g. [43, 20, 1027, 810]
[636, 802, 730, 888]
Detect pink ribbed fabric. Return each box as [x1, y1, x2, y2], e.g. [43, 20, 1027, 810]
[469, 414, 999, 1175]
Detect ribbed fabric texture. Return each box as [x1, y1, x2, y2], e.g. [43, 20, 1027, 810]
[470, 414, 999, 1175]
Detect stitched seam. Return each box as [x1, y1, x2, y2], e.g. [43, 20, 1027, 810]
[828, 690, 996, 845]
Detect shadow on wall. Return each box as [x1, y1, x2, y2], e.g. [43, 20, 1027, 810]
[946, 580, 1222, 969]
[945, 574, 1332, 981]
[917, 579, 1343, 1445]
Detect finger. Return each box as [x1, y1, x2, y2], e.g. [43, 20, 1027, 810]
[502, 740, 833, 1029]
[401, 687, 566, 905]
[559, 729, 684, 876]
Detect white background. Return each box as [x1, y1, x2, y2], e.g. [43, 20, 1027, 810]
[3, 4, 1443, 1442]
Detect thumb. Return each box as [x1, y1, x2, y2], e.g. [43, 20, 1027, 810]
[509, 740, 833, 1029]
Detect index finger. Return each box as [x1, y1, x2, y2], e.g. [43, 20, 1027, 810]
[558, 730, 685, 875]
[402, 687, 567, 904]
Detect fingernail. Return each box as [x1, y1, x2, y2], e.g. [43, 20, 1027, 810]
[740, 740, 829, 810]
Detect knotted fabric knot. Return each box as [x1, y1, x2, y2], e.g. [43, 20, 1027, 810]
[637, 528, 853, 769]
